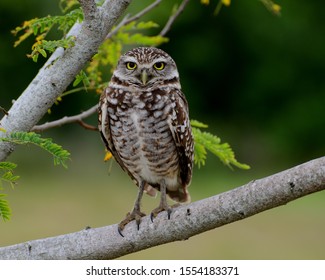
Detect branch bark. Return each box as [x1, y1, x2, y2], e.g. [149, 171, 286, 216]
[0, 0, 132, 161]
[0, 156, 324, 260]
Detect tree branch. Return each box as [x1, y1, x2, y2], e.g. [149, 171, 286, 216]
[79, 0, 97, 22]
[106, 0, 162, 39]
[160, 0, 190, 36]
[31, 105, 97, 132]
[0, 0, 132, 161]
[0, 156, 324, 260]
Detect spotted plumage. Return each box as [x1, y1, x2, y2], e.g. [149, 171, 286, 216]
[98, 47, 194, 233]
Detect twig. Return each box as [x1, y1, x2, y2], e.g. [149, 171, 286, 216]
[105, 14, 131, 39]
[32, 105, 97, 132]
[0, 106, 8, 116]
[128, 0, 162, 22]
[0, 156, 324, 259]
[160, 0, 190, 36]
[77, 120, 98, 131]
[106, 0, 162, 39]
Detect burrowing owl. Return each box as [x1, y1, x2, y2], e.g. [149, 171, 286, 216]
[98, 47, 194, 234]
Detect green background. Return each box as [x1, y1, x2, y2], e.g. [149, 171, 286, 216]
[0, 0, 324, 259]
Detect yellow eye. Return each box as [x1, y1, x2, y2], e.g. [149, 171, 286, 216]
[126, 62, 137, 70]
[153, 62, 165, 70]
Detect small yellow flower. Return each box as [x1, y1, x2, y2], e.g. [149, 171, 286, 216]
[222, 0, 231, 6]
[104, 151, 113, 162]
[272, 4, 281, 14]
[201, 0, 210, 5]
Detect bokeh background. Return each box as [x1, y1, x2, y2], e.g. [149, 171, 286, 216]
[0, 0, 324, 259]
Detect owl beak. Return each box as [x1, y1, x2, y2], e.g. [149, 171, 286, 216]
[141, 69, 149, 85]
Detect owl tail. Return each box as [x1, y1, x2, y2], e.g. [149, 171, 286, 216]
[167, 186, 191, 203]
[144, 184, 157, 197]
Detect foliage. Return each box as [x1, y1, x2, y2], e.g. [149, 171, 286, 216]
[0, 162, 19, 221]
[191, 120, 250, 169]
[0, 132, 70, 221]
[11, 8, 83, 62]
[1, 132, 70, 168]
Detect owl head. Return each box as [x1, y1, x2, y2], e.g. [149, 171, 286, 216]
[112, 47, 180, 88]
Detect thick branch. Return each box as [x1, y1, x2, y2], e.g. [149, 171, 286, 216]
[0, 0, 132, 161]
[79, 0, 97, 22]
[0, 156, 324, 260]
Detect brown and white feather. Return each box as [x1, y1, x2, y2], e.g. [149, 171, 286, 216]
[98, 47, 194, 204]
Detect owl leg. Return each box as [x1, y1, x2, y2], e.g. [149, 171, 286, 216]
[118, 181, 146, 236]
[150, 179, 172, 222]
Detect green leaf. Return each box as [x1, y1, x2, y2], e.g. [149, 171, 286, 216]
[73, 70, 90, 87]
[191, 119, 209, 128]
[136, 21, 160, 29]
[1, 132, 70, 168]
[0, 162, 17, 171]
[192, 121, 250, 170]
[0, 194, 11, 221]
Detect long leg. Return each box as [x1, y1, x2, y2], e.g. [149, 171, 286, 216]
[118, 181, 146, 236]
[150, 179, 172, 221]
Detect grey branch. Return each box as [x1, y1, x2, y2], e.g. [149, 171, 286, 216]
[79, 0, 97, 22]
[32, 105, 98, 132]
[106, 0, 162, 39]
[0, 0, 132, 161]
[0, 156, 324, 260]
[160, 0, 190, 36]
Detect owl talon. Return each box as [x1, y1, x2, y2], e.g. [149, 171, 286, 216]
[167, 208, 172, 219]
[117, 210, 146, 236]
[150, 206, 172, 222]
[117, 226, 125, 237]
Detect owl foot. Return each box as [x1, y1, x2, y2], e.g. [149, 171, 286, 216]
[150, 205, 172, 222]
[118, 210, 146, 237]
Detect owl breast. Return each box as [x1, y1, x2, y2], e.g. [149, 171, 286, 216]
[107, 89, 180, 189]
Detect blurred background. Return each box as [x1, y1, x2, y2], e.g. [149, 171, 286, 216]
[0, 0, 324, 259]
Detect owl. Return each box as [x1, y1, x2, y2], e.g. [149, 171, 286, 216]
[98, 47, 194, 235]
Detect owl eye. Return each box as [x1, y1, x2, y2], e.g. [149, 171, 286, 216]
[153, 62, 165, 70]
[126, 62, 137, 70]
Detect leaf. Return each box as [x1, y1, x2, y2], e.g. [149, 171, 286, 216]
[73, 70, 90, 87]
[0, 194, 11, 221]
[1, 132, 70, 168]
[0, 162, 17, 171]
[192, 122, 250, 170]
[136, 21, 159, 29]
[12, 8, 82, 48]
[191, 119, 209, 129]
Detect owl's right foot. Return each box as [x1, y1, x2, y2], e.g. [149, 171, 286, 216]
[118, 209, 146, 237]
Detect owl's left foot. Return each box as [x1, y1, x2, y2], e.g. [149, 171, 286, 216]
[150, 203, 172, 222]
[118, 209, 146, 237]
[151, 179, 173, 222]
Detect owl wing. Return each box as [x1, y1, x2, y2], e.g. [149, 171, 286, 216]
[98, 87, 157, 197]
[169, 89, 194, 196]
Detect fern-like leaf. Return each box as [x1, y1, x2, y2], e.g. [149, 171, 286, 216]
[191, 120, 250, 170]
[1, 132, 70, 168]
[0, 194, 11, 221]
[0, 162, 19, 188]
